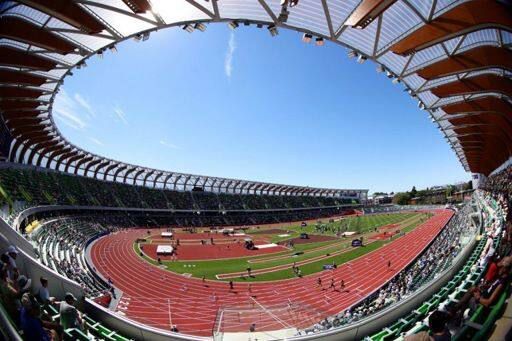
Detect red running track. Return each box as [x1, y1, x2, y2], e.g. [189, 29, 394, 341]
[90, 210, 453, 337]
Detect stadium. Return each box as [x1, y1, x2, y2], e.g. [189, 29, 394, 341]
[0, 0, 511, 340]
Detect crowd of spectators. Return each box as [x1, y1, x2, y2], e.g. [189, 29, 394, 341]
[299, 174, 512, 339]
[30, 218, 117, 298]
[298, 203, 477, 335]
[0, 244, 86, 340]
[0, 167, 359, 213]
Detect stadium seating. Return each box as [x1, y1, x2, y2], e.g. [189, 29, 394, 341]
[0, 166, 359, 214]
[367, 192, 508, 341]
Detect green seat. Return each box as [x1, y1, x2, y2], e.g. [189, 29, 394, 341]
[64, 328, 90, 341]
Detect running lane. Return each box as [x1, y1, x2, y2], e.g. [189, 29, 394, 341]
[90, 210, 453, 336]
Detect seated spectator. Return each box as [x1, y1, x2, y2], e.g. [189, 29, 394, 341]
[428, 310, 451, 341]
[3, 245, 19, 281]
[0, 267, 21, 321]
[20, 293, 62, 341]
[483, 255, 499, 284]
[17, 275, 32, 295]
[59, 292, 84, 330]
[38, 277, 56, 304]
[449, 266, 509, 324]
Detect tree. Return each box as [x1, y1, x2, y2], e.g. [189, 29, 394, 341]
[393, 192, 411, 205]
[410, 186, 417, 198]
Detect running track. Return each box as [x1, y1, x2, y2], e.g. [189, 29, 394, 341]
[90, 210, 453, 336]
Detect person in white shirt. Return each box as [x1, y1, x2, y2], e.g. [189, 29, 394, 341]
[38, 277, 56, 304]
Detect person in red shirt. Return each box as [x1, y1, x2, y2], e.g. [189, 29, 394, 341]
[484, 255, 499, 283]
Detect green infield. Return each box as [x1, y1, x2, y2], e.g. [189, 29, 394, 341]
[135, 211, 432, 282]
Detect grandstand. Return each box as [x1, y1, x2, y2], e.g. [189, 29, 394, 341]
[0, 1, 512, 341]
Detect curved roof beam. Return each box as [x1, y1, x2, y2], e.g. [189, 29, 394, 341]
[93, 160, 110, 179]
[430, 74, 512, 98]
[102, 163, 119, 181]
[15, 0, 106, 34]
[0, 46, 58, 71]
[0, 70, 49, 87]
[83, 158, 102, 177]
[442, 96, 512, 114]
[0, 16, 79, 54]
[391, 0, 512, 56]
[63, 153, 85, 173]
[0, 86, 45, 99]
[55, 150, 78, 171]
[417, 46, 512, 80]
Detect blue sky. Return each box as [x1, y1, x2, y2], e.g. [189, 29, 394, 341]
[54, 24, 469, 194]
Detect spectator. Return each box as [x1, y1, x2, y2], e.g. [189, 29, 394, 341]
[38, 277, 56, 304]
[3, 245, 19, 281]
[428, 310, 451, 341]
[59, 292, 84, 330]
[0, 267, 20, 321]
[20, 293, 62, 341]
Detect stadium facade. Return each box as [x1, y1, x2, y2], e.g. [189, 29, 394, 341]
[0, 1, 511, 341]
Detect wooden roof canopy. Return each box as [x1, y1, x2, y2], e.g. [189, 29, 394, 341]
[0, 0, 511, 195]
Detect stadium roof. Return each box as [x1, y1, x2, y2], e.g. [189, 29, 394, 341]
[0, 0, 511, 192]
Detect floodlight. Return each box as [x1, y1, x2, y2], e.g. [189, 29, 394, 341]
[108, 45, 118, 53]
[228, 21, 239, 30]
[357, 54, 367, 63]
[302, 33, 312, 43]
[347, 50, 358, 58]
[142, 32, 150, 41]
[315, 37, 324, 46]
[392, 77, 401, 84]
[386, 70, 394, 78]
[256, 23, 263, 28]
[97, 50, 104, 59]
[376, 64, 385, 73]
[182, 24, 194, 33]
[268, 25, 279, 37]
[133, 34, 142, 42]
[194, 23, 207, 32]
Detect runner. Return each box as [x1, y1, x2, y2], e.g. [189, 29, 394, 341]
[340, 279, 345, 291]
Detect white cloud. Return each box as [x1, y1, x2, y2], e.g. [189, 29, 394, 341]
[159, 139, 179, 150]
[74, 93, 95, 118]
[113, 105, 128, 125]
[53, 90, 87, 130]
[89, 137, 104, 146]
[224, 31, 236, 78]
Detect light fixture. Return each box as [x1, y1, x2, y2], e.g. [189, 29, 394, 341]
[97, 50, 103, 59]
[108, 45, 118, 53]
[194, 23, 206, 32]
[256, 23, 263, 28]
[315, 37, 324, 46]
[268, 25, 278, 37]
[133, 34, 143, 42]
[302, 33, 312, 43]
[357, 54, 367, 63]
[142, 32, 150, 41]
[418, 101, 425, 110]
[347, 50, 358, 58]
[407, 89, 416, 97]
[228, 21, 239, 30]
[386, 70, 394, 78]
[392, 77, 401, 84]
[182, 24, 194, 33]
[376, 64, 385, 73]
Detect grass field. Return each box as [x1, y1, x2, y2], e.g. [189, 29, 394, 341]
[135, 212, 431, 282]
